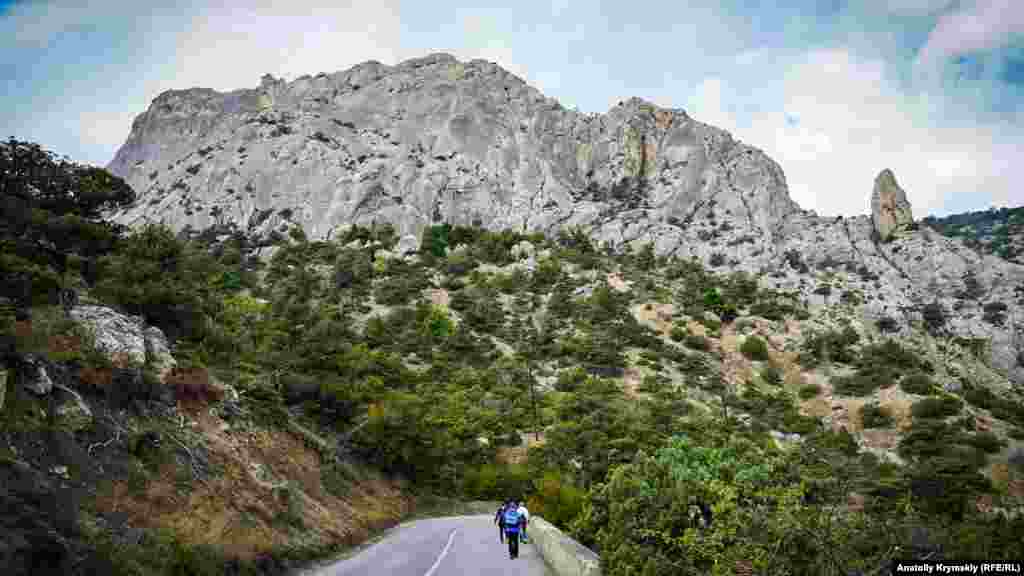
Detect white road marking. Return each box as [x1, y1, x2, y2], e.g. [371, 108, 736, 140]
[424, 528, 458, 576]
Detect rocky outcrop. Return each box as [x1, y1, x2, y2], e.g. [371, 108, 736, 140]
[69, 305, 176, 376]
[20, 354, 53, 396]
[871, 169, 914, 241]
[106, 53, 800, 269]
[69, 306, 147, 365]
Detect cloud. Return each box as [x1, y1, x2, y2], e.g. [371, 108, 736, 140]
[867, 0, 955, 16]
[688, 48, 1023, 217]
[3, 2, 94, 47]
[916, 0, 1024, 75]
[166, 0, 404, 93]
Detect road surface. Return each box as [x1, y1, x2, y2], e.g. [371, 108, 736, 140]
[307, 515, 552, 576]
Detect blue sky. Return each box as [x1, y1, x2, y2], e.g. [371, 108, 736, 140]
[2, 0, 1022, 217]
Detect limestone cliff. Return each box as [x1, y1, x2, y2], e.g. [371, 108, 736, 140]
[105, 53, 1024, 387]
[106, 53, 800, 263]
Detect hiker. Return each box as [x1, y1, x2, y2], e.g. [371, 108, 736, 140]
[517, 501, 530, 543]
[503, 499, 522, 559]
[495, 500, 509, 543]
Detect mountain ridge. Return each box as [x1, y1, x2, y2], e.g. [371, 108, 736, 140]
[104, 52, 1024, 387]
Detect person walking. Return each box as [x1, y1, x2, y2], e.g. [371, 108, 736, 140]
[503, 499, 522, 559]
[494, 500, 508, 544]
[517, 501, 530, 543]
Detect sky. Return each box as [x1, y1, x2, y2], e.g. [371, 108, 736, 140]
[2, 0, 1022, 218]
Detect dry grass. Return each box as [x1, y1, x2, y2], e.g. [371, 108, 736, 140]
[686, 320, 707, 337]
[427, 288, 450, 308]
[92, 407, 412, 561]
[166, 366, 224, 408]
[631, 302, 675, 335]
[622, 366, 643, 397]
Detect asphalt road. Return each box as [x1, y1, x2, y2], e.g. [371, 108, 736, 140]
[307, 515, 552, 576]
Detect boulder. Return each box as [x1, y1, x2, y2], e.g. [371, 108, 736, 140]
[21, 354, 53, 396]
[870, 169, 914, 241]
[512, 241, 536, 260]
[69, 305, 146, 366]
[143, 326, 176, 379]
[396, 235, 419, 256]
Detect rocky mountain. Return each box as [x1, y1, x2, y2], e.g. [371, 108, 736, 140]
[106, 52, 1024, 388]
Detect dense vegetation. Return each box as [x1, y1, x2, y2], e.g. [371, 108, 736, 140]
[923, 205, 1024, 263]
[3, 141, 1023, 574]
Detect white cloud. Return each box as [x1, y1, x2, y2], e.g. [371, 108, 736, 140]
[916, 0, 1024, 75]
[866, 0, 955, 16]
[165, 0, 404, 94]
[687, 48, 1023, 217]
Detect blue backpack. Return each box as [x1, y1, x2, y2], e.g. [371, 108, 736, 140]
[503, 507, 520, 532]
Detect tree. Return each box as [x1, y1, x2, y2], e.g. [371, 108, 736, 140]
[0, 139, 133, 306]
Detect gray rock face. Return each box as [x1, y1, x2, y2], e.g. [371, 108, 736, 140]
[871, 169, 914, 241]
[70, 305, 176, 376]
[22, 354, 53, 396]
[104, 54, 1024, 388]
[106, 53, 800, 261]
[70, 305, 147, 366]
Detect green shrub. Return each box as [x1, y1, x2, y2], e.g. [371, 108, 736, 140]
[900, 372, 936, 395]
[749, 296, 803, 321]
[799, 383, 821, 399]
[860, 403, 894, 428]
[921, 300, 947, 335]
[761, 364, 783, 386]
[555, 367, 589, 392]
[684, 334, 710, 351]
[858, 339, 932, 374]
[526, 469, 585, 528]
[963, 432, 1005, 454]
[740, 335, 769, 361]
[911, 396, 963, 420]
[876, 315, 900, 333]
[798, 326, 860, 366]
[832, 365, 897, 396]
[782, 411, 818, 434]
[669, 325, 687, 342]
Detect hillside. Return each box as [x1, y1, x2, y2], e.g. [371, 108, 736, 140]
[102, 54, 1024, 390]
[3, 46, 1024, 571]
[924, 206, 1024, 265]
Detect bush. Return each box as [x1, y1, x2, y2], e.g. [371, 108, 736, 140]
[858, 339, 932, 374]
[860, 403, 894, 428]
[982, 301, 1008, 327]
[832, 365, 897, 396]
[740, 335, 769, 361]
[900, 372, 936, 395]
[963, 432, 1005, 454]
[761, 364, 783, 386]
[911, 396, 963, 420]
[876, 315, 900, 333]
[684, 334, 710, 351]
[669, 325, 687, 342]
[798, 326, 859, 367]
[555, 367, 590, 392]
[921, 300, 947, 335]
[799, 383, 821, 399]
